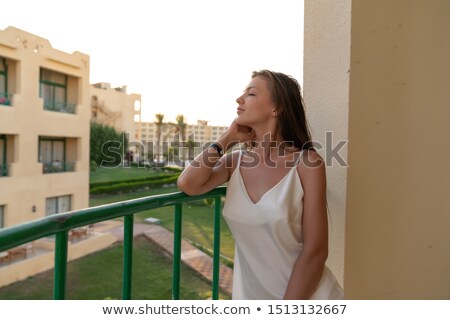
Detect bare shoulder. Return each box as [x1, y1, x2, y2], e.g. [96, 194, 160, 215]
[296, 149, 326, 185]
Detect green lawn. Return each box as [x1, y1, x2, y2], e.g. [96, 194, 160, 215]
[0, 237, 230, 300]
[90, 187, 235, 262]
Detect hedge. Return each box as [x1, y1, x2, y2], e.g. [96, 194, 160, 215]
[90, 174, 178, 189]
[90, 175, 179, 195]
[128, 163, 183, 173]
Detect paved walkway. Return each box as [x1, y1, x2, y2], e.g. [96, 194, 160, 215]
[105, 221, 233, 296]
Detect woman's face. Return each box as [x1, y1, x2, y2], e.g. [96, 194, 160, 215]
[235, 76, 277, 127]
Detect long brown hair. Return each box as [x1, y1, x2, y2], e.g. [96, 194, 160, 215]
[252, 70, 314, 150]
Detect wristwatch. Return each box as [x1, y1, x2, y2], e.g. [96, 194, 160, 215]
[210, 143, 224, 156]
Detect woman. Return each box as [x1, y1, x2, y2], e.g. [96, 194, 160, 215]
[177, 70, 343, 299]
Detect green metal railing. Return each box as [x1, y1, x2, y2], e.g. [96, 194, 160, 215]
[0, 91, 11, 106]
[43, 99, 76, 114]
[42, 161, 75, 174]
[0, 186, 227, 300]
[0, 163, 7, 177]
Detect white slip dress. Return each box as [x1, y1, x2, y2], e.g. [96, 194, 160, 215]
[222, 150, 344, 300]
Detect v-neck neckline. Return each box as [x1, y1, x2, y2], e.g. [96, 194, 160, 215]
[238, 165, 296, 205]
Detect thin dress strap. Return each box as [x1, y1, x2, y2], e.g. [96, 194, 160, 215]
[294, 149, 305, 167]
[237, 149, 243, 166]
[230, 149, 243, 178]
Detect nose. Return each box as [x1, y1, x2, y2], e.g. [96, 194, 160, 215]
[236, 94, 244, 105]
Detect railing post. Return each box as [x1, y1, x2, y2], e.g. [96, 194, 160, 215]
[122, 214, 134, 300]
[172, 203, 182, 300]
[54, 231, 69, 300]
[212, 196, 221, 300]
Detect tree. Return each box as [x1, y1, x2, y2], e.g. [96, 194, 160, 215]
[154, 113, 164, 162]
[176, 114, 187, 161]
[90, 122, 127, 167]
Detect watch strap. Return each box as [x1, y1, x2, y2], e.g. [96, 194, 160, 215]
[210, 143, 224, 156]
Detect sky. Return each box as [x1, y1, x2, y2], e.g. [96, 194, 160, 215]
[1, 0, 304, 126]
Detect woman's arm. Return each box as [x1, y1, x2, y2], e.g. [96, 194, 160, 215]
[177, 120, 253, 195]
[283, 150, 329, 300]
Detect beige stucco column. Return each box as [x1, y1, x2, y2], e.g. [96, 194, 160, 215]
[345, 0, 450, 299]
[304, 0, 450, 298]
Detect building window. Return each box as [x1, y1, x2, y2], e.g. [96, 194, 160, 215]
[39, 137, 75, 173]
[46, 195, 71, 216]
[40, 68, 76, 114]
[0, 135, 7, 177]
[0, 58, 11, 106]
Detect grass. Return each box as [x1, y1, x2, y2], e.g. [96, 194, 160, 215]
[0, 237, 230, 300]
[136, 201, 235, 262]
[90, 187, 235, 262]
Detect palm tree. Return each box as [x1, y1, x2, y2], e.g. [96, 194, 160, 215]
[154, 113, 164, 162]
[176, 114, 187, 161]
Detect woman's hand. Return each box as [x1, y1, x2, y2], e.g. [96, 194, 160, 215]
[216, 119, 255, 151]
[178, 117, 255, 195]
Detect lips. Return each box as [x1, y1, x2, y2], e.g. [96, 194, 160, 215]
[237, 107, 244, 112]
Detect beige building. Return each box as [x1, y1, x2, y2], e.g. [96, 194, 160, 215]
[138, 120, 228, 161]
[0, 27, 142, 230]
[0, 27, 122, 287]
[187, 120, 229, 146]
[0, 26, 90, 228]
[0, 26, 142, 227]
[90, 82, 141, 140]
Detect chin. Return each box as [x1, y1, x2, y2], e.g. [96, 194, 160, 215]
[235, 116, 250, 127]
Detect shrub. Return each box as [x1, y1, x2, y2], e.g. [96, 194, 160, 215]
[90, 175, 179, 195]
[90, 174, 177, 189]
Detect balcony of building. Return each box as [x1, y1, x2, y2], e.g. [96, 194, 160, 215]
[0, 134, 15, 178]
[38, 137, 78, 174]
[0, 92, 12, 106]
[39, 68, 79, 115]
[0, 57, 17, 107]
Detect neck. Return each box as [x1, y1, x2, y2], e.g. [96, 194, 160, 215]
[250, 131, 283, 161]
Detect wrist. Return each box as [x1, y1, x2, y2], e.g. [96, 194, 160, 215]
[215, 139, 237, 154]
[216, 133, 238, 153]
[209, 143, 224, 157]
